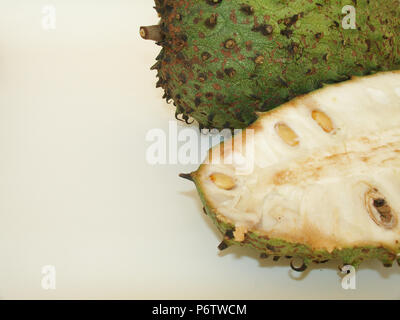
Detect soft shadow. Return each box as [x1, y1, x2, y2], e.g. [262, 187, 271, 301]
[179, 191, 400, 280]
[357, 259, 399, 279]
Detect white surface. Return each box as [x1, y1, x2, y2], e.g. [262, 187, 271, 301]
[0, 0, 399, 299]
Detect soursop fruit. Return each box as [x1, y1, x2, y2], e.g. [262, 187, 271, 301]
[181, 71, 400, 270]
[141, 0, 400, 129]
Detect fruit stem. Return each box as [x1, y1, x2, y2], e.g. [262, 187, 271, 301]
[140, 25, 163, 42]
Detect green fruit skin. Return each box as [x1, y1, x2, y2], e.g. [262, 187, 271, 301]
[152, 0, 400, 129]
[191, 170, 399, 269]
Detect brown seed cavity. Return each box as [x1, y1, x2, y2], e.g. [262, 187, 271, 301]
[275, 123, 300, 147]
[312, 110, 335, 133]
[210, 173, 236, 190]
[365, 188, 398, 229]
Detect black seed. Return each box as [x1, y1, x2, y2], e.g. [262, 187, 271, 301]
[374, 199, 386, 207]
[260, 253, 269, 259]
[273, 256, 281, 262]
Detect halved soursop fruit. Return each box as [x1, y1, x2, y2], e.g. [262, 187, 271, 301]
[182, 71, 400, 270]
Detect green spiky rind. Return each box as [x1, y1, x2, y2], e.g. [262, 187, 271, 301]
[151, 0, 400, 129]
[192, 170, 400, 269]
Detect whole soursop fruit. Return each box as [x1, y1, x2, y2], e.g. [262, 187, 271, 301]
[180, 71, 400, 271]
[141, 0, 400, 129]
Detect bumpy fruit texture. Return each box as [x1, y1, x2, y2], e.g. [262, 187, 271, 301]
[147, 0, 400, 129]
[188, 71, 400, 270]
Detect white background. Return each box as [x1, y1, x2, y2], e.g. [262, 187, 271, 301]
[0, 0, 399, 299]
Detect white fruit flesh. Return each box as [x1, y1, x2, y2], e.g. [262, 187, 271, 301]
[197, 71, 400, 253]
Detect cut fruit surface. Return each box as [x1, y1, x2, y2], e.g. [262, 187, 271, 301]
[189, 71, 400, 269]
